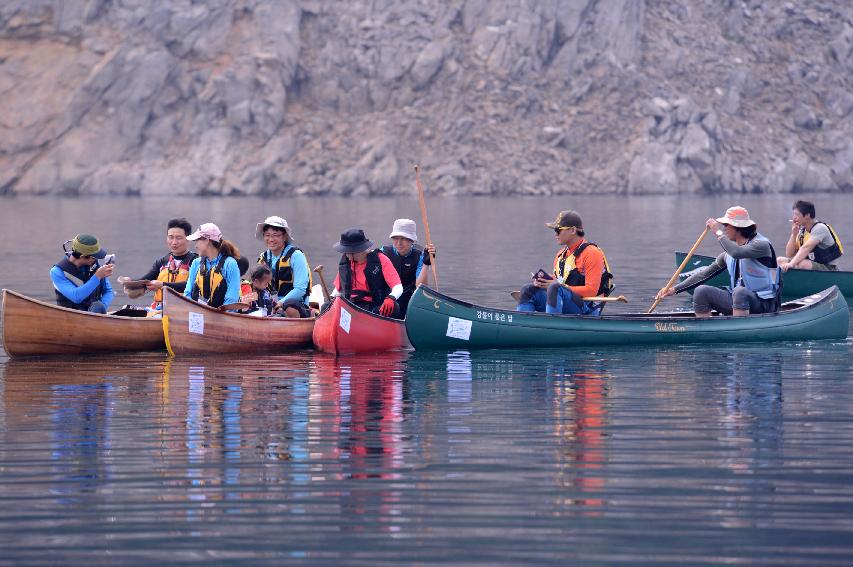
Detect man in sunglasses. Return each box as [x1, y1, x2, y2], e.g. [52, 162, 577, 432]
[516, 210, 613, 316]
[51, 234, 115, 313]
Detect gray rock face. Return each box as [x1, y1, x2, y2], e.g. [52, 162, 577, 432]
[1, 0, 852, 196]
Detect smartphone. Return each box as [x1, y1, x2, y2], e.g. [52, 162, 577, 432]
[104, 254, 116, 265]
[532, 269, 553, 281]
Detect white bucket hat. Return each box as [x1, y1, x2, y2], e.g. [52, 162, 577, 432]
[389, 218, 418, 242]
[255, 216, 292, 240]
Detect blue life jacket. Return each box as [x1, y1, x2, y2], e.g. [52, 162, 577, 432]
[724, 233, 781, 300]
[54, 256, 105, 310]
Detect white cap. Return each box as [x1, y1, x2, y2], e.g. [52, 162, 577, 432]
[255, 216, 292, 240]
[389, 218, 418, 242]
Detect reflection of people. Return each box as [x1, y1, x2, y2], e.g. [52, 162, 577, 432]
[183, 223, 242, 308]
[332, 228, 403, 318]
[657, 206, 781, 317]
[255, 216, 312, 318]
[134, 218, 198, 313]
[779, 200, 843, 271]
[517, 210, 614, 316]
[51, 234, 114, 313]
[378, 219, 436, 316]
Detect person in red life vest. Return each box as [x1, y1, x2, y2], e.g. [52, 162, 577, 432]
[131, 218, 198, 313]
[517, 210, 614, 316]
[331, 228, 404, 318]
[378, 219, 436, 316]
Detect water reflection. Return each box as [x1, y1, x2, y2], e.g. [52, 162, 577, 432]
[1, 347, 853, 563]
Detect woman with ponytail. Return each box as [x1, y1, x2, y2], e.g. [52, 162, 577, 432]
[183, 223, 242, 308]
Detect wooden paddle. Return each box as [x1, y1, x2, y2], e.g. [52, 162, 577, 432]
[314, 265, 331, 303]
[647, 226, 710, 314]
[414, 165, 439, 291]
[510, 291, 627, 303]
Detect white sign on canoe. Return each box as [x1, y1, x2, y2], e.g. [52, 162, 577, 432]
[339, 307, 352, 334]
[446, 316, 472, 341]
[188, 312, 204, 335]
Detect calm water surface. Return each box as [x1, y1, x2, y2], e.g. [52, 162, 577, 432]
[1, 194, 853, 564]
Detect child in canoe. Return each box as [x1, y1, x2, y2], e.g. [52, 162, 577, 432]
[241, 265, 276, 316]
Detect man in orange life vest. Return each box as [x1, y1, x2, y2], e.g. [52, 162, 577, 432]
[134, 218, 198, 313]
[517, 210, 613, 316]
[331, 228, 404, 318]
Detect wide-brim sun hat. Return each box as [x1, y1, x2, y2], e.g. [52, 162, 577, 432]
[333, 228, 374, 253]
[389, 218, 418, 242]
[255, 216, 292, 240]
[716, 206, 756, 228]
[187, 222, 223, 242]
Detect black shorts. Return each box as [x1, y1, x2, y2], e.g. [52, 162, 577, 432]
[278, 298, 311, 318]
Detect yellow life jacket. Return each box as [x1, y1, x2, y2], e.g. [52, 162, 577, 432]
[150, 254, 193, 309]
[258, 244, 313, 300]
[796, 221, 844, 265]
[191, 255, 228, 308]
[553, 241, 614, 297]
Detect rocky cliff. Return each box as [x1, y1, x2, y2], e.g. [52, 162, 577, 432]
[2, 0, 853, 196]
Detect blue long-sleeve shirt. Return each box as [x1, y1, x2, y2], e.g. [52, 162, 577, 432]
[263, 245, 310, 305]
[183, 254, 241, 306]
[50, 264, 114, 307]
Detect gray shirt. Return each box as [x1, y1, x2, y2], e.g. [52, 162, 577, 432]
[673, 235, 774, 293]
[803, 223, 835, 250]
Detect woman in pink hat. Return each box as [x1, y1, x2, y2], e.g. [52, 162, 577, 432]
[656, 206, 782, 317]
[183, 223, 243, 308]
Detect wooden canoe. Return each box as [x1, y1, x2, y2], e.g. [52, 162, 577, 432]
[676, 251, 853, 299]
[404, 285, 849, 350]
[161, 287, 315, 356]
[312, 296, 409, 355]
[1, 289, 165, 357]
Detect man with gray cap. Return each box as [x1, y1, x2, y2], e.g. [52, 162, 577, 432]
[517, 210, 613, 316]
[51, 233, 115, 313]
[378, 218, 436, 316]
[255, 215, 312, 318]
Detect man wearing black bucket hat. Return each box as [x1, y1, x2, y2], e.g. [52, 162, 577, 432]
[331, 228, 404, 318]
[50, 233, 115, 313]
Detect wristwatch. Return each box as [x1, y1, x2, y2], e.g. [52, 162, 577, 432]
[715, 229, 724, 237]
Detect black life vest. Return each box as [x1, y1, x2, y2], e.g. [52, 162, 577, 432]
[555, 242, 614, 299]
[338, 250, 390, 309]
[797, 221, 844, 265]
[54, 257, 104, 310]
[380, 244, 423, 312]
[259, 245, 312, 300]
[191, 255, 229, 308]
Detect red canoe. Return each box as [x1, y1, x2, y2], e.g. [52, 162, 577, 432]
[312, 297, 409, 355]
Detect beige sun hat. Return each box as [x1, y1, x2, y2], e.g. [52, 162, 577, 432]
[255, 216, 292, 240]
[715, 206, 756, 228]
[389, 218, 418, 242]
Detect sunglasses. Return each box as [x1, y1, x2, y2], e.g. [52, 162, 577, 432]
[553, 226, 575, 234]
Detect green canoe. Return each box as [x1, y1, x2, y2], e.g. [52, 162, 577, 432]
[676, 251, 853, 299]
[405, 285, 849, 350]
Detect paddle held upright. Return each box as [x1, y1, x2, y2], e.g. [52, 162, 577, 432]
[414, 165, 439, 291]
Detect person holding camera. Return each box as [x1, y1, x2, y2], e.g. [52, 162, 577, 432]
[516, 210, 613, 316]
[50, 234, 115, 313]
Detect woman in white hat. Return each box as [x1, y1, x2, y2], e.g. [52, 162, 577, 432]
[656, 206, 782, 317]
[255, 216, 313, 318]
[378, 219, 436, 316]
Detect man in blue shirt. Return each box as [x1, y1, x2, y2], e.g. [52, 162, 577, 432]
[50, 234, 115, 313]
[255, 216, 312, 318]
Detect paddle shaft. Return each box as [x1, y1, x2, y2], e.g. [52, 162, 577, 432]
[647, 226, 710, 314]
[414, 165, 439, 291]
[314, 265, 331, 303]
[510, 291, 627, 303]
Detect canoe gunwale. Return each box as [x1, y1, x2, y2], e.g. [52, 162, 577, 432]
[417, 285, 839, 323]
[163, 286, 316, 323]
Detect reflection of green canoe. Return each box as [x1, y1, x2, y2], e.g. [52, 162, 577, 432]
[676, 252, 853, 299]
[405, 285, 848, 350]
